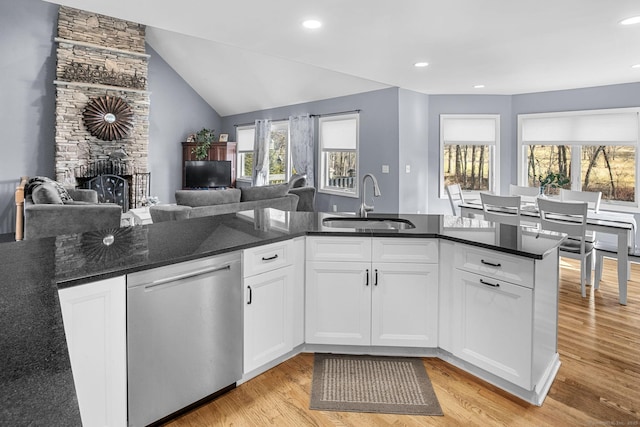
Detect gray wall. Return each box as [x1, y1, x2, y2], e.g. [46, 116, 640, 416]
[427, 94, 512, 214]
[221, 88, 401, 214]
[147, 44, 221, 204]
[0, 0, 220, 234]
[0, 0, 58, 235]
[398, 89, 429, 213]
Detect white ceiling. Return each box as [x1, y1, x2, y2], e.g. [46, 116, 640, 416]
[45, 0, 640, 116]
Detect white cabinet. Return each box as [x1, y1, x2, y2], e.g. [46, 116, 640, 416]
[243, 239, 297, 374]
[58, 276, 127, 427]
[371, 262, 438, 347]
[450, 243, 559, 392]
[306, 237, 438, 347]
[452, 269, 533, 389]
[305, 260, 371, 345]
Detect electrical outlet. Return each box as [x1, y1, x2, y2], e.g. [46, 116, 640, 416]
[382, 165, 389, 173]
[332, 204, 337, 212]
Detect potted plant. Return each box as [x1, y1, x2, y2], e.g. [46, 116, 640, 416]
[192, 128, 215, 160]
[537, 172, 570, 196]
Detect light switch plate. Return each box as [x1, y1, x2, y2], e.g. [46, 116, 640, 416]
[405, 164, 411, 173]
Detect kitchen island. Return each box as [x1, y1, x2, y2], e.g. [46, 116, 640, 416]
[0, 210, 564, 426]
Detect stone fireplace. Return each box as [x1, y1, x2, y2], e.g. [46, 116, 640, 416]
[54, 6, 150, 209]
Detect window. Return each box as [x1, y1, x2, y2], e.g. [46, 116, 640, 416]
[236, 121, 291, 184]
[236, 126, 255, 180]
[519, 109, 639, 205]
[440, 114, 500, 196]
[268, 121, 290, 184]
[319, 113, 359, 196]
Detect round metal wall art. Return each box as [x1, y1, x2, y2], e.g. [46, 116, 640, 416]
[83, 95, 134, 141]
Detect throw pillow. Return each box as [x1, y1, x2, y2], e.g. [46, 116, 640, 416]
[31, 183, 64, 205]
[25, 176, 72, 202]
[288, 173, 307, 189]
[241, 183, 289, 202]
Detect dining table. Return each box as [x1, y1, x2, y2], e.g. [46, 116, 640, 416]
[460, 199, 636, 305]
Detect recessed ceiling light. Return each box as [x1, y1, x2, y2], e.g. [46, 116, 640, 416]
[474, 84, 485, 89]
[414, 62, 429, 68]
[619, 16, 640, 25]
[302, 20, 322, 29]
[633, 64, 640, 69]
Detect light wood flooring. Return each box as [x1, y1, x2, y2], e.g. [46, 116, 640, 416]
[166, 258, 640, 426]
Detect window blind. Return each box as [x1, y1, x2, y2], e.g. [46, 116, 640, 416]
[320, 117, 357, 150]
[237, 127, 255, 151]
[442, 117, 497, 144]
[520, 111, 638, 146]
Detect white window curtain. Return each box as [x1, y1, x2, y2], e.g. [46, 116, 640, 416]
[252, 119, 271, 186]
[289, 115, 315, 187]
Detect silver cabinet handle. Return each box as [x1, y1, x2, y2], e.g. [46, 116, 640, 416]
[480, 278, 500, 288]
[144, 265, 231, 289]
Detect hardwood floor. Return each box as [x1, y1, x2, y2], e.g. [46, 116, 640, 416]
[165, 258, 640, 426]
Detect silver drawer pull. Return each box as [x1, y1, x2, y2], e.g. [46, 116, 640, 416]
[261, 254, 279, 261]
[480, 278, 500, 288]
[481, 259, 501, 267]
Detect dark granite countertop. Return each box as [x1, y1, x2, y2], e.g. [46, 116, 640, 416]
[0, 209, 564, 425]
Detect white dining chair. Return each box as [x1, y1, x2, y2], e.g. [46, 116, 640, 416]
[560, 189, 602, 245]
[480, 192, 521, 225]
[509, 184, 541, 197]
[445, 184, 464, 216]
[537, 198, 593, 297]
[560, 189, 601, 212]
[593, 242, 640, 287]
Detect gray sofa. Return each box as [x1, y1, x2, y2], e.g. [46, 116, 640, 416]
[20, 179, 122, 240]
[150, 182, 315, 223]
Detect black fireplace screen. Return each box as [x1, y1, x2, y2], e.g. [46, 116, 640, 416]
[86, 174, 129, 211]
[75, 160, 151, 210]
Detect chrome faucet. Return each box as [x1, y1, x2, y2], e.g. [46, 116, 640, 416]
[358, 173, 381, 217]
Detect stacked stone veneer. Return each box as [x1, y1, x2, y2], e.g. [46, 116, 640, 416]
[54, 6, 149, 203]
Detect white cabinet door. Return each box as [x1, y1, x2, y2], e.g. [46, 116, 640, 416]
[58, 276, 127, 427]
[452, 269, 533, 389]
[305, 261, 371, 345]
[371, 262, 439, 347]
[243, 265, 295, 373]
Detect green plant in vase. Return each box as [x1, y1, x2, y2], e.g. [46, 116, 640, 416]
[537, 172, 570, 196]
[192, 128, 215, 160]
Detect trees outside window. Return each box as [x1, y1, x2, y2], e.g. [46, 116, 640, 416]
[440, 115, 499, 196]
[520, 109, 638, 205]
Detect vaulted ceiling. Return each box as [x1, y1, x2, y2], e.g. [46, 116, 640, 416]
[45, 0, 640, 116]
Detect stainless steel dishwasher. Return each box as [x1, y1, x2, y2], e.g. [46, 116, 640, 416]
[127, 252, 242, 427]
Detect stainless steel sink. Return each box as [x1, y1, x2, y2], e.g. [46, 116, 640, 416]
[322, 217, 416, 230]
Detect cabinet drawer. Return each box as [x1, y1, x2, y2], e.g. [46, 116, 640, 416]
[372, 238, 438, 263]
[455, 244, 534, 288]
[243, 240, 294, 277]
[306, 237, 371, 262]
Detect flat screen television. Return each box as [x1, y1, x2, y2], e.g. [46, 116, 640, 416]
[184, 160, 232, 189]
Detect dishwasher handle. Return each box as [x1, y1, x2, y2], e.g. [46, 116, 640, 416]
[144, 264, 232, 290]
